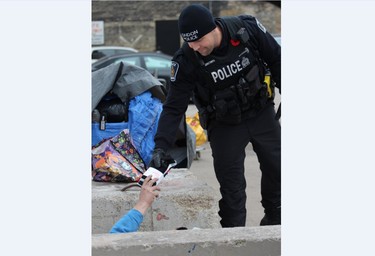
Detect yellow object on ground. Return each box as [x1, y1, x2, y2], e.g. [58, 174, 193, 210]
[186, 112, 207, 147]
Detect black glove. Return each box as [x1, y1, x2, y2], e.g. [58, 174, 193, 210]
[149, 148, 175, 171]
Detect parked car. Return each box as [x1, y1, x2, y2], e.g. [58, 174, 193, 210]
[92, 46, 138, 63]
[92, 51, 173, 91]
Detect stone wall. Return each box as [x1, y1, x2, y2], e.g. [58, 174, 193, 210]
[92, 0, 281, 51]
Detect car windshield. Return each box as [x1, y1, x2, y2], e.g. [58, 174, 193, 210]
[144, 56, 171, 70]
[113, 56, 141, 67]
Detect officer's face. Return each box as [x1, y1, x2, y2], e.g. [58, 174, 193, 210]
[187, 32, 215, 56]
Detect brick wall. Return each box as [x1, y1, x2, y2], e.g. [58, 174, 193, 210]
[92, 0, 281, 51]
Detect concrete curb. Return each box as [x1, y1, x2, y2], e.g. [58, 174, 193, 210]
[92, 225, 281, 256]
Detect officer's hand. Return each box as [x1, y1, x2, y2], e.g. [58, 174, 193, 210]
[149, 148, 174, 170]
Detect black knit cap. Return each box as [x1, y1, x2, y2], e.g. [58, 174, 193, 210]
[178, 4, 216, 42]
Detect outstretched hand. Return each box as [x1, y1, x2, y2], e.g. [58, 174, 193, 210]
[133, 175, 161, 215]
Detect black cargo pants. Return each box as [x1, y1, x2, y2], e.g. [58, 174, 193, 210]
[208, 103, 281, 227]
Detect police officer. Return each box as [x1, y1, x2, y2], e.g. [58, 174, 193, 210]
[150, 4, 281, 227]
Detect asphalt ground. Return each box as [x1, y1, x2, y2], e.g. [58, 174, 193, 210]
[186, 92, 281, 227]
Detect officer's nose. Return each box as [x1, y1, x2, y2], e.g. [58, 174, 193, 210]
[188, 42, 199, 51]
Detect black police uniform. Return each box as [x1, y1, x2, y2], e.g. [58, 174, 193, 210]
[154, 15, 281, 227]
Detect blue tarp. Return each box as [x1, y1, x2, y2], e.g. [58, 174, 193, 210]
[92, 91, 162, 165]
[92, 61, 194, 168]
[128, 91, 162, 165]
[92, 123, 128, 146]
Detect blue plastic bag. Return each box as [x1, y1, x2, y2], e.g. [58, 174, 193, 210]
[128, 91, 163, 165]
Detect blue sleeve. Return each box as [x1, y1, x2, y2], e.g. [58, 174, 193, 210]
[109, 208, 144, 233]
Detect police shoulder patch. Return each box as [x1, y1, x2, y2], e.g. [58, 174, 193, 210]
[170, 61, 179, 82]
[256, 18, 267, 33]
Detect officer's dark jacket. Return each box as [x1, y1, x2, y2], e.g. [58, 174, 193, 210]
[154, 15, 281, 151]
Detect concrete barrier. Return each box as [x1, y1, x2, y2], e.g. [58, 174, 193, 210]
[92, 169, 221, 233]
[92, 169, 281, 256]
[92, 226, 281, 256]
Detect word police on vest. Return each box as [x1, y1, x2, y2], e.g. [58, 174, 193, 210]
[211, 60, 245, 83]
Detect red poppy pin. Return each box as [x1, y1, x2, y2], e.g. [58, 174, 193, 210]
[230, 39, 240, 46]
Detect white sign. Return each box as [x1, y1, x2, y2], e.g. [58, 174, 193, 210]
[92, 21, 104, 45]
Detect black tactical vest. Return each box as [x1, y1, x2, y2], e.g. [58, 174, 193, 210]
[199, 36, 257, 91]
[182, 16, 267, 126]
